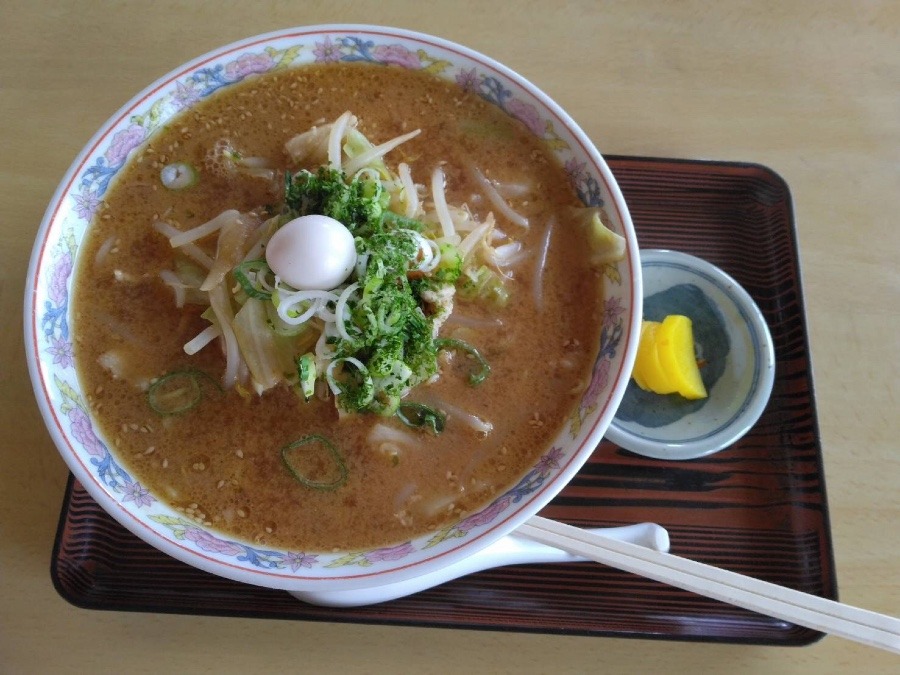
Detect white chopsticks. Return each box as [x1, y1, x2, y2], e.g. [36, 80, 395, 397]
[518, 516, 900, 654]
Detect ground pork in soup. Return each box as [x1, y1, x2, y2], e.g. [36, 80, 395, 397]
[72, 62, 605, 551]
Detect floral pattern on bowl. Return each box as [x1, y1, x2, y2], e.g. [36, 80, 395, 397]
[26, 25, 640, 591]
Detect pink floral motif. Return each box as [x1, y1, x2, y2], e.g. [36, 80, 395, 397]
[122, 481, 155, 508]
[602, 296, 626, 328]
[583, 356, 611, 408]
[365, 541, 415, 563]
[535, 446, 565, 474]
[224, 52, 275, 80]
[285, 551, 318, 571]
[455, 68, 480, 93]
[506, 98, 544, 136]
[48, 252, 72, 306]
[72, 188, 101, 221]
[173, 79, 201, 110]
[185, 527, 245, 556]
[372, 44, 421, 69]
[68, 407, 106, 458]
[564, 157, 587, 182]
[49, 336, 74, 368]
[313, 37, 342, 62]
[104, 125, 145, 168]
[458, 494, 513, 532]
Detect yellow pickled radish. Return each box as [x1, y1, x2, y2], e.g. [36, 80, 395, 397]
[655, 315, 708, 400]
[634, 321, 678, 394]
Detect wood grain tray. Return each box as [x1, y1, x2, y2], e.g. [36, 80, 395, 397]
[51, 156, 835, 645]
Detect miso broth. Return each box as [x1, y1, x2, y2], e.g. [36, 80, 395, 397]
[72, 62, 603, 551]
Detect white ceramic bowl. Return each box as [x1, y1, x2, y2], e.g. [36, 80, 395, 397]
[25, 25, 641, 593]
[605, 249, 775, 460]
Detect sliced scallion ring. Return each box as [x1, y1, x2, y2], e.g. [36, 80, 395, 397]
[160, 162, 199, 190]
[234, 259, 276, 300]
[281, 434, 348, 490]
[296, 352, 316, 401]
[435, 337, 491, 386]
[147, 369, 221, 415]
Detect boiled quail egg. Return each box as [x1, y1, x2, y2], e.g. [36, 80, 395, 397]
[265, 215, 357, 290]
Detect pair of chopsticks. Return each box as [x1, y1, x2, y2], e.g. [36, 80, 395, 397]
[518, 516, 900, 654]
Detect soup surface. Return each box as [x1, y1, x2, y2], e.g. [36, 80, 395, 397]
[73, 62, 603, 551]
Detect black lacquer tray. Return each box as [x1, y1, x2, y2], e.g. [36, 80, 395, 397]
[52, 156, 834, 645]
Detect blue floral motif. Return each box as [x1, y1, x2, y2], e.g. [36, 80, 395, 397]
[42, 231, 76, 362]
[565, 158, 604, 207]
[334, 36, 379, 62]
[234, 542, 291, 570]
[149, 514, 320, 570]
[479, 76, 515, 110]
[575, 174, 604, 207]
[79, 158, 119, 199]
[55, 374, 154, 506]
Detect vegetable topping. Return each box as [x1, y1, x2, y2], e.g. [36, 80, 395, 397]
[148, 112, 627, 490]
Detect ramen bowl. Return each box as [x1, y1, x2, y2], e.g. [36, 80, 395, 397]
[25, 25, 641, 593]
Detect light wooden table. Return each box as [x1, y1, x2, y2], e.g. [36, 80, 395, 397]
[2, 1, 898, 672]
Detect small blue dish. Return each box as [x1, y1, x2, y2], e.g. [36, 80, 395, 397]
[605, 249, 775, 460]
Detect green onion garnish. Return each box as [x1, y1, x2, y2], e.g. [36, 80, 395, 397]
[280, 434, 348, 491]
[147, 369, 221, 416]
[234, 259, 275, 300]
[160, 162, 199, 190]
[296, 353, 316, 402]
[435, 337, 491, 386]
[396, 402, 446, 434]
[382, 210, 426, 231]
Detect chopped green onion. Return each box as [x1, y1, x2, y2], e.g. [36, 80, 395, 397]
[433, 242, 462, 283]
[458, 264, 509, 306]
[281, 434, 348, 490]
[147, 369, 221, 415]
[326, 357, 375, 411]
[160, 162, 199, 190]
[382, 210, 426, 231]
[234, 260, 275, 300]
[396, 402, 446, 434]
[296, 353, 316, 401]
[435, 337, 491, 386]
